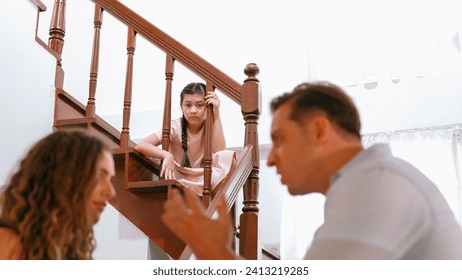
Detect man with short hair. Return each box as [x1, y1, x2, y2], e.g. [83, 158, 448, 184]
[162, 81, 462, 259]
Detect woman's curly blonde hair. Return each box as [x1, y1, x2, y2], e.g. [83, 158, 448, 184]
[0, 129, 109, 259]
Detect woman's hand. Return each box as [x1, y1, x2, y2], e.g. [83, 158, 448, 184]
[161, 152, 175, 180]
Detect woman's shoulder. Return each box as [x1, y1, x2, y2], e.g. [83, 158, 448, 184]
[0, 226, 19, 240]
[0, 227, 22, 259]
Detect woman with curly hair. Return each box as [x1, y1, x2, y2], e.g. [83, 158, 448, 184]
[0, 129, 116, 259]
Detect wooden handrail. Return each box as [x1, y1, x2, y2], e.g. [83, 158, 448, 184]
[29, 0, 47, 11]
[31, 0, 63, 88]
[211, 145, 253, 213]
[90, 0, 242, 103]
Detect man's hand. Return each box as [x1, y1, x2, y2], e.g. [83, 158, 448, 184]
[161, 188, 238, 260]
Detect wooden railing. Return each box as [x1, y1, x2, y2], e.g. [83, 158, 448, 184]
[35, 0, 262, 259]
[30, 0, 47, 11]
[91, 0, 242, 102]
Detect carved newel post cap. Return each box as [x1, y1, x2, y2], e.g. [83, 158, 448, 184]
[244, 63, 260, 80]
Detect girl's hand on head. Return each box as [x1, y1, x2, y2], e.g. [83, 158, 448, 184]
[205, 91, 220, 112]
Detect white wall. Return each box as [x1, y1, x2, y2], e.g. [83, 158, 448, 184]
[97, 0, 462, 260]
[5, 0, 462, 260]
[0, 0, 149, 260]
[0, 1, 55, 182]
[92, 205, 149, 260]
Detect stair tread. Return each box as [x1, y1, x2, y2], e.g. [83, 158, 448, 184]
[127, 179, 186, 194]
[55, 116, 121, 138]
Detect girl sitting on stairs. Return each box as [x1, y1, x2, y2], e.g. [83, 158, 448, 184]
[135, 82, 235, 196]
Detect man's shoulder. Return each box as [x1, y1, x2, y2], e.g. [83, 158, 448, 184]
[348, 144, 424, 180]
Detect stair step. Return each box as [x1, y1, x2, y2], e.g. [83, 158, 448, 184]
[127, 179, 186, 194]
[55, 116, 121, 140]
[54, 117, 96, 127]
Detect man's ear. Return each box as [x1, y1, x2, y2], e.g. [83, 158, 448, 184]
[311, 115, 330, 144]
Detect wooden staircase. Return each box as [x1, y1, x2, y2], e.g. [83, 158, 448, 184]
[33, 0, 262, 259]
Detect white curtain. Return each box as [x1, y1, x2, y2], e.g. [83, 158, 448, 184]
[280, 191, 325, 260]
[279, 0, 462, 260]
[363, 127, 462, 224]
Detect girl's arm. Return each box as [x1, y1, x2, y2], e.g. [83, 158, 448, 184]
[135, 133, 175, 179]
[205, 92, 226, 152]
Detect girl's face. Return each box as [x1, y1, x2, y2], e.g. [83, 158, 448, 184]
[181, 92, 206, 128]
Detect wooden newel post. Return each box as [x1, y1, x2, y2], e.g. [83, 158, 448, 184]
[48, 0, 66, 66]
[240, 63, 261, 259]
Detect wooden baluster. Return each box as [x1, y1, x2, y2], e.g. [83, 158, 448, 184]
[202, 83, 214, 207]
[120, 28, 136, 148]
[239, 63, 261, 259]
[48, 0, 66, 66]
[86, 4, 103, 118]
[161, 54, 175, 178]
